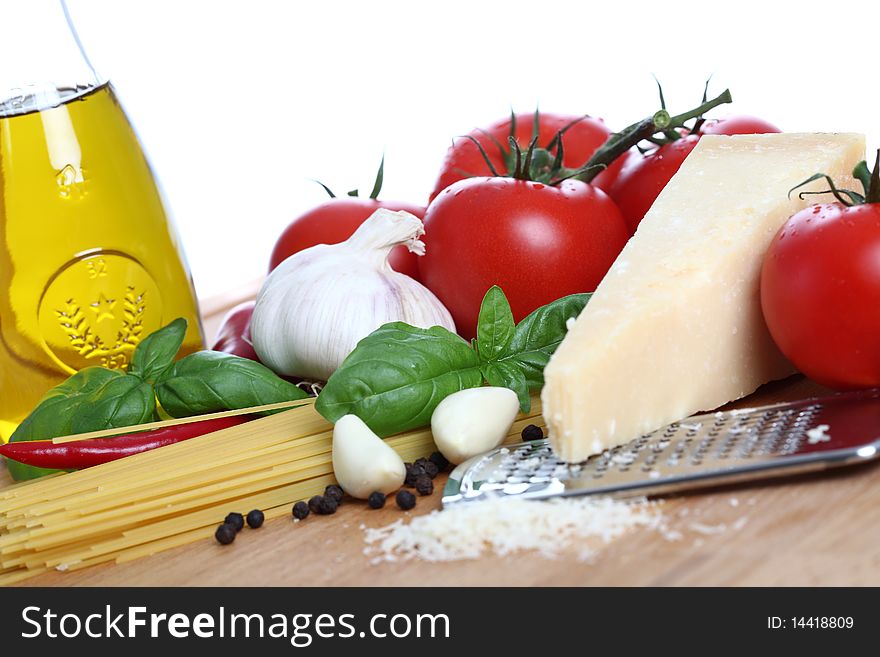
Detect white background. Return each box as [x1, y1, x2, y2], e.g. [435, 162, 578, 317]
[66, 0, 880, 300]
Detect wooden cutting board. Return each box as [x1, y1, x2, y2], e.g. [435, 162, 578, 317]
[5, 282, 880, 586]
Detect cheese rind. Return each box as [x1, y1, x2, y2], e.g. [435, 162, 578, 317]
[543, 133, 865, 462]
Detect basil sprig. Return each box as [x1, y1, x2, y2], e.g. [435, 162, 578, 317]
[489, 291, 591, 391]
[6, 318, 308, 481]
[316, 287, 589, 437]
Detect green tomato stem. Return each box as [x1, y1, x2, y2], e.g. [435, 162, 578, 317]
[576, 89, 732, 184]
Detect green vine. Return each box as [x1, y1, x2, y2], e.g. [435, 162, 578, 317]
[460, 89, 733, 186]
[789, 150, 880, 206]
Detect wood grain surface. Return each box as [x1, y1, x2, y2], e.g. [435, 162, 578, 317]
[4, 284, 879, 587]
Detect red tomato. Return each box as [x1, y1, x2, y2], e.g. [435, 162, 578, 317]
[605, 135, 701, 233]
[211, 301, 259, 362]
[429, 112, 622, 202]
[592, 147, 640, 194]
[700, 115, 781, 136]
[606, 117, 780, 232]
[420, 177, 629, 339]
[269, 198, 425, 279]
[761, 203, 880, 389]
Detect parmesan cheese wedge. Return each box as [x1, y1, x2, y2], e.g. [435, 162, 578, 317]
[543, 133, 865, 463]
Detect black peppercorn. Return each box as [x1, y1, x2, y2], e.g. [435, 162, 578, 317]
[428, 451, 449, 472]
[224, 512, 244, 532]
[317, 496, 338, 515]
[396, 489, 416, 510]
[292, 501, 310, 520]
[324, 484, 344, 504]
[367, 491, 386, 509]
[405, 461, 426, 487]
[414, 474, 433, 496]
[521, 424, 544, 441]
[246, 509, 265, 529]
[423, 461, 439, 479]
[308, 495, 324, 514]
[215, 523, 236, 545]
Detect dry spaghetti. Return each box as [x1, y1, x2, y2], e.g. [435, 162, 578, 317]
[0, 395, 544, 585]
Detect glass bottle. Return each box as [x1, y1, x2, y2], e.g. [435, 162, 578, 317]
[0, 1, 204, 440]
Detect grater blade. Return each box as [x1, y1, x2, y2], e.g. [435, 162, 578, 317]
[442, 389, 880, 506]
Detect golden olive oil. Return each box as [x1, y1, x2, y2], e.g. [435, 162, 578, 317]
[0, 83, 203, 440]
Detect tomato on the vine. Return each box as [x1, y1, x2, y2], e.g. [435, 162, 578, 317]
[605, 115, 780, 232]
[269, 160, 424, 279]
[604, 135, 701, 234]
[761, 155, 880, 389]
[592, 148, 641, 194]
[420, 89, 737, 340]
[420, 177, 628, 339]
[429, 111, 620, 202]
[700, 115, 781, 136]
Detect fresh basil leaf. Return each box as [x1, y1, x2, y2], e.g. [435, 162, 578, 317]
[475, 285, 515, 363]
[155, 351, 308, 418]
[482, 361, 530, 413]
[48, 365, 126, 398]
[316, 322, 483, 437]
[499, 292, 590, 388]
[6, 368, 156, 481]
[129, 317, 188, 384]
[68, 375, 156, 434]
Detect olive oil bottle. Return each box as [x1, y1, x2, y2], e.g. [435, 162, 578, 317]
[0, 3, 203, 440]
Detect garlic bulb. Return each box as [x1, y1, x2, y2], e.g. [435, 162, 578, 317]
[251, 209, 455, 380]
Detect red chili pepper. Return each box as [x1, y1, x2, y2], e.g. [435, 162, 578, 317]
[0, 415, 250, 470]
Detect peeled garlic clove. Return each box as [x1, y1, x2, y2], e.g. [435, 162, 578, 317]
[332, 414, 406, 499]
[431, 387, 520, 464]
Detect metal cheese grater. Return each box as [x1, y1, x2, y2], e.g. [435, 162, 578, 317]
[442, 389, 880, 506]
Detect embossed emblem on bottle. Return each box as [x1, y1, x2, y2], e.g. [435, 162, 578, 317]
[38, 252, 164, 373]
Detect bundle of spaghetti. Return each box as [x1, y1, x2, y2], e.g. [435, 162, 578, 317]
[0, 395, 544, 585]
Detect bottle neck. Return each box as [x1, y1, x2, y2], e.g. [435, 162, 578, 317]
[0, 0, 102, 117]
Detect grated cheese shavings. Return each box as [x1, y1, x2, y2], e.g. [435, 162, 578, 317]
[688, 521, 727, 535]
[363, 496, 662, 563]
[806, 424, 831, 444]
